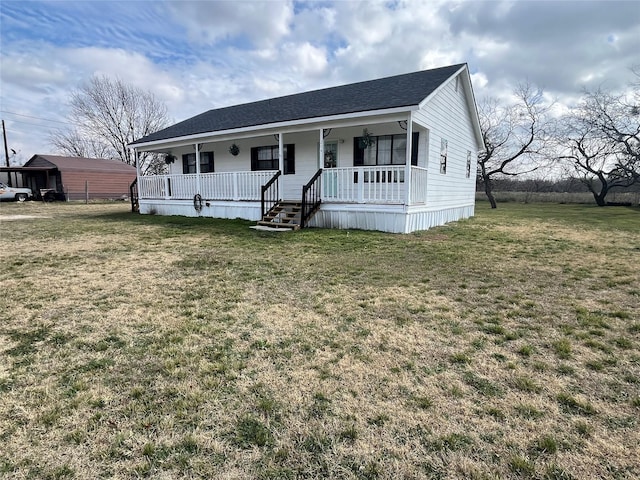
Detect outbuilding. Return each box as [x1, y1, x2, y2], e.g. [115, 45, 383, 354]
[1, 155, 137, 201]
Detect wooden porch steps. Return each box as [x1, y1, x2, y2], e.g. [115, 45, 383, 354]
[257, 201, 302, 230]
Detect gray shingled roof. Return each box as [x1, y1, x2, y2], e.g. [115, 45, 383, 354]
[25, 155, 137, 173]
[131, 63, 465, 145]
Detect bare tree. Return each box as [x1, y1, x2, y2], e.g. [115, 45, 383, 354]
[581, 86, 639, 181]
[50, 129, 113, 159]
[50, 76, 170, 174]
[478, 83, 554, 208]
[557, 77, 639, 206]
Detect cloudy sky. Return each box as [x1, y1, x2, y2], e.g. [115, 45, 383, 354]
[1, 0, 638, 164]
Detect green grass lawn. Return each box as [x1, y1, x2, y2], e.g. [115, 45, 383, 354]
[1, 201, 638, 479]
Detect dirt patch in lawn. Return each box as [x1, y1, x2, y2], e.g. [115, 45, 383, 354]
[0, 215, 52, 221]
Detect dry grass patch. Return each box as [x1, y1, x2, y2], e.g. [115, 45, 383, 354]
[0, 201, 638, 479]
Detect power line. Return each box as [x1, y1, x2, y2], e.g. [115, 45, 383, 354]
[0, 110, 77, 126]
[5, 119, 68, 129]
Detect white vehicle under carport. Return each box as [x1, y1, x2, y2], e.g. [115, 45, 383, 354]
[0, 182, 33, 202]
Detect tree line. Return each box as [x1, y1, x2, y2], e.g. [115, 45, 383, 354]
[50, 69, 639, 207]
[476, 176, 640, 194]
[478, 67, 639, 207]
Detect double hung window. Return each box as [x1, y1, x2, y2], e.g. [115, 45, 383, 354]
[440, 139, 448, 174]
[182, 152, 214, 174]
[251, 145, 295, 174]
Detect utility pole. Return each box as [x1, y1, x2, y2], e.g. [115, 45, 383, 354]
[2, 120, 12, 186]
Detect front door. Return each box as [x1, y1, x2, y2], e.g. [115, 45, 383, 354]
[322, 141, 338, 197]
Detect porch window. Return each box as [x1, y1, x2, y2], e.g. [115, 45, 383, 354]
[354, 132, 419, 167]
[182, 152, 214, 174]
[251, 144, 295, 174]
[440, 139, 448, 174]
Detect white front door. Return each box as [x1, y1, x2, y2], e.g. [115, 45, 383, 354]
[322, 141, 338, 197]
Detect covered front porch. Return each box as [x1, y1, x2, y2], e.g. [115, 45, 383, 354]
[135, 164, 429, 230]
[132, 115, 433, 230]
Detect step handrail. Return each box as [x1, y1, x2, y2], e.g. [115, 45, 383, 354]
[129, 178, 139, 213]
[261, 170, 281, 219]
[300, 168, 322, 228]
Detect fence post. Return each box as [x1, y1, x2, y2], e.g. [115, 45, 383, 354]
[85, 180, 89, 204]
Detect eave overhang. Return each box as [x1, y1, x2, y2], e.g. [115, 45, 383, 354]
[130, 106, 418, 151]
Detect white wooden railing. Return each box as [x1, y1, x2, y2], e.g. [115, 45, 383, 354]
[322, 166, 427, 205]
[138, 171, 278, 201]
[410, 166, 428, 204]
[139, 166, 428, 206]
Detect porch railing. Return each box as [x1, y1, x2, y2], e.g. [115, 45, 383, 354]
[409, 166, 428, 204]
[137, 166, 427, 207]
[301, 168, 322, 228]
[321, 166, 406, 204]
[138, 171, 278, 201]
[261, 170, 281, 219]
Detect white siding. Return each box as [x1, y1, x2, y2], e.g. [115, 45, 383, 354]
[279, 131, 321, 199]
[309, 203, 474, 233]
[139, 199, 263, 220]
[413, 73, 478, 210]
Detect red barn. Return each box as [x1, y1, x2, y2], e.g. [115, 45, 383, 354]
[11, 155, 137, 200]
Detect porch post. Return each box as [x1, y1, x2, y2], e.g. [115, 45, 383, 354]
[319, 129, 324, 200]
[133, 148, 140, 178]
[133, 147, 141, 199]
[319, 129, 325, 170]
[404, 113, 413, 208]
[195, 143, 201, 195]
[278, 133, 284, 173]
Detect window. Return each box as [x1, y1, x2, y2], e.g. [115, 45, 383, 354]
[251, 144, 295, 174]
[354, 132, 419, 167]
[466, 150, 472, 178]
[440, 139, 448, 174]
[182, 152, 214, 174]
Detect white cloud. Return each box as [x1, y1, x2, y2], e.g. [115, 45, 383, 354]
[471, 72, 488, 90]
[167, 0, 294, 47]
[1, 54, 68, 91]
[59, 47, 184, 103]
[284, 42, 328, 77]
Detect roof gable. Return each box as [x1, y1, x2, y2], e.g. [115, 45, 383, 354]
[418, 68, 484, 149]
[24, 155, 56, 169]
[132, 64, 466, 145]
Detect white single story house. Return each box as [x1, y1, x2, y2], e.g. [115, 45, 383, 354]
[129, 63, 483, 233]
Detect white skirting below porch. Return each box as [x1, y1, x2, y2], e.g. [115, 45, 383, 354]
[404, 204, 475, 233]
[139, 199, 263, 221]
[139, 199, 475, 233]
[309, 203, 475, 233]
